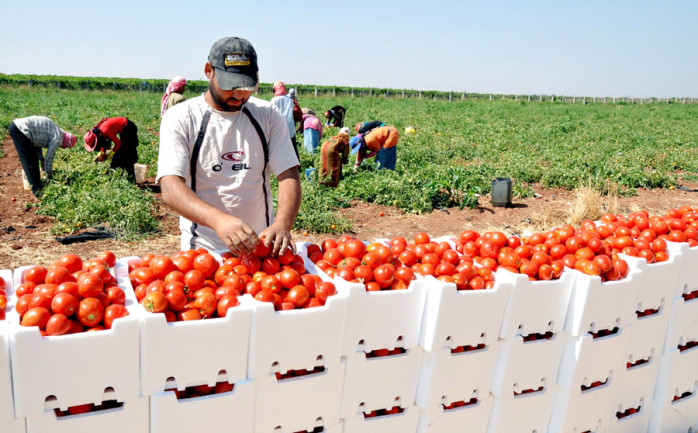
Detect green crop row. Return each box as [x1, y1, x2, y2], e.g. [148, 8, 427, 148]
[1, 82, 697, 239]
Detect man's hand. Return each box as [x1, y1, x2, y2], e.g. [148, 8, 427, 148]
[259, 223, 295, 257]
[212, 214, 260, 256]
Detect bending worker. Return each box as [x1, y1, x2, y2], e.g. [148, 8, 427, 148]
[350, 124, 399, 170]
[9, 116, 77, 195]
[83, 117, 140, 182]
[319, 127, 350, 188]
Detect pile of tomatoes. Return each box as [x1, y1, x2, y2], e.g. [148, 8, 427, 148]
[128, 245, 337, 320]
[13, 251, 129, 335]
[0, 275, 7, 320]
[307, 233, 495, 291]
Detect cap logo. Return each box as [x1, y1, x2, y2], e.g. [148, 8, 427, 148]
[224, 53, 250, 67]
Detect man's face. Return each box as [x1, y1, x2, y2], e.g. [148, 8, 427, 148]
[206, 66, 254, 112]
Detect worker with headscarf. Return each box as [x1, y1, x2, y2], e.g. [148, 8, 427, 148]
[300, 108, 323, 153]
[161, 76, 187, 116]
[270, 81, 299, 158]
[9, 116, 77, 195]
[83, 117, 140, 182]
[319, 127, 351, 188]
[324, 105, 346, 128]
[350, 125, 399, 170]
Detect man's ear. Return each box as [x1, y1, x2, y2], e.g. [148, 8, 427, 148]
[204, 62, 213, 80]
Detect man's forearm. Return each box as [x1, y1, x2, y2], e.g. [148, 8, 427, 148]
[273, 167, 302, 230]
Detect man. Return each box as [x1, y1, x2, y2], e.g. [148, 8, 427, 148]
[270, 81, 299, 159]
[9, 116, 77, 195]
[324, 105, 346, 128]
[157, 37, 301, 256]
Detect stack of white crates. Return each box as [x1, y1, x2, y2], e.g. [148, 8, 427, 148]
[416, 270, 511, 433]
[487, 270, 574, 433]
[0, 269, 25, 433]
[550, 262, 642, 433]
[649, 242, 698, 433]
[337, 274, 426, 433]
[116, 256, 258, 433]
[9, 263, 147, 433]
[607, 243, 682, 433]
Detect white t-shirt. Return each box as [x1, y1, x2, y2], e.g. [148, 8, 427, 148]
[270, 95, 296, 139]
[157, 95, 300, 251]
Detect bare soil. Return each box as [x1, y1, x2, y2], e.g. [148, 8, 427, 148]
[2, 137, 698, 270]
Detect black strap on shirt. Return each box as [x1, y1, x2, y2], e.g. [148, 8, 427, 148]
[188, 110, 212, 249]
[242, 106, 270, 227]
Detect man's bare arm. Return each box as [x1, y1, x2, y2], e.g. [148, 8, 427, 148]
[160, 175, 259, 253]
[259, 166, 302, 256]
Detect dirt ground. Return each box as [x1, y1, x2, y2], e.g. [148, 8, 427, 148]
[2, 137, 698, 270]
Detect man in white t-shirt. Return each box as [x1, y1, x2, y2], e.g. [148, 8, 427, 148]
[157, 36, 301, 256]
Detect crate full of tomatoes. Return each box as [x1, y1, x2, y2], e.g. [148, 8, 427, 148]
[8, 252, 140, 418]
[216, 243, 347, 380]
[120, 249, 254, 396]
[301, 235, 428, 356]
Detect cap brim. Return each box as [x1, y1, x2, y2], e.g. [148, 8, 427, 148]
[215, 67, 258, 91]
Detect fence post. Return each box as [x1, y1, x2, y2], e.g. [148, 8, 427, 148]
[489, 94, 492, 101]
[57, 81, 60, 89]
[402, 90, 405, 99]
[448, 93, 452, 102]
[332, 88, 336, 97]
[351, 88, 354, 97]
[314, 87, 318, 97]
[551, 95, 555, 102]
[527, 95, 531, 102]
[28, 79, 32, 87]
[419, 91, 422, 99]
[462, 92, 466, 100]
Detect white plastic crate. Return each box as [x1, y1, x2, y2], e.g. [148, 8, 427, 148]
[672, 241, 698, 298]
[255, 362, 345, 433]
[344, 405, 420, 433]
[557, 331, 629, 393]
[486, 386, 557, 433]
[0, 417, 26, 433]
[649, 394, 698, 433]
[339, 277, 427, 356]
[139, 294, 254, 395]
[608, 394, 653, 433]
[341, 347, 423, 418]
[564, 267, 642, 338]
[1, 269, 15, 424]
[419, 274, 510, 352]
[417, 395, 494, 433]
[549, 385, 615, 433]
[25, 396, 148, 433]
[496, 270, 574, 339]
[416, 343, 500, 410]
[653, 347, 698, 406]
[491, 333, 567, 398]
[9, 266, 141, 418]
[617, 315, 665, 403]
[150, 379, 255, 433]
[663, 293, 698, 352]
[248, 285, 348, 379]
[622, 246, 681, 314]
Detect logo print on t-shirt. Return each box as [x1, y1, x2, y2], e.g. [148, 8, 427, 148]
[222, 151, 244, 162]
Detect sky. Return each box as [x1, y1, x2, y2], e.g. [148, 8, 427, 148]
[1, 0, 696, 98]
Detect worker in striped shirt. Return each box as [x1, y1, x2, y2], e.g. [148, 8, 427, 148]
[9, 116, 77, 195]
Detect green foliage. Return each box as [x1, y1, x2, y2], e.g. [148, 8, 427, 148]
[1, 76, 697, 237]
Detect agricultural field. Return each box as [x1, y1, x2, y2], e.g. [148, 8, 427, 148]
[1, 79, 698, 268]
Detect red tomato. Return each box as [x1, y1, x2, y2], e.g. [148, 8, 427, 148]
[78, 298, 104, 327]
[166, 290, 188, 312]
[21, 307, 51, 328]
[194, 292, 217, 317]
[51, 292, 79, 317]
[374, 265, 396, 288]
[24, 266, 48, 285]
[315, 282, 337, 304]
[192, 253, 219, 279]
[286, 285, 310, 307]
[46, 313, 72, 336]
[55, 254, 83, 274]
[217, 295, 240, 317]
[45, 266, 72, 285]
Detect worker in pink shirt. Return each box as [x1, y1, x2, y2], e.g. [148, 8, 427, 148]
[299, 108, 323, 153]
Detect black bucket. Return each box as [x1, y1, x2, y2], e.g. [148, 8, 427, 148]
[491, 177, 513, 207]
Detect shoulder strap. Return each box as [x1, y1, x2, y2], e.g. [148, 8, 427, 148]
[242, 106, 271, 227]
[189, 111, 212, 192]
[188, 110, 211, 250]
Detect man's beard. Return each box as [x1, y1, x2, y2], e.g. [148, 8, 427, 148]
[209, 83, 248, 112]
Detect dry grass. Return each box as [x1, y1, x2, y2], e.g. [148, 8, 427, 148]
[567, 181, 620, 226]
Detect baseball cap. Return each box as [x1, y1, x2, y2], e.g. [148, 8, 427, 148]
[208, 37, 259, 91]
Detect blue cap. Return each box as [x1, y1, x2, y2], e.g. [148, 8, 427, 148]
[350, 135, 362, 155]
